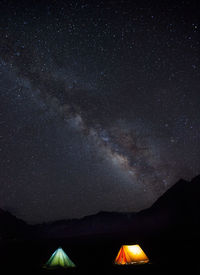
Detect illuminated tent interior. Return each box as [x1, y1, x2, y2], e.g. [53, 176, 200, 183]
[43, 247, 76, 269]
[114, 244, 149, 265]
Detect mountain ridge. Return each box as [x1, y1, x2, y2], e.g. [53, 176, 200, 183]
[1, 175, 200, 242]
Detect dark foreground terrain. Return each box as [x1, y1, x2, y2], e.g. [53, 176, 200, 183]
[1, 175, 200, 274]
[1, 236, 200, 275]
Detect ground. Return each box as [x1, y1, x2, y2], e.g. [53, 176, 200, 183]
[0, 237, 199, 275]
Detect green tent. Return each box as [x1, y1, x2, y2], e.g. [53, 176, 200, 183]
[44, 247, 76, 269]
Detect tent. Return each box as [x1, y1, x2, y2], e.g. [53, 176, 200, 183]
[44, 247, 76, 269]
[114, 244, 149, 265]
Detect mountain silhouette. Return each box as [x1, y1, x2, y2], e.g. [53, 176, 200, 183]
[133, 175, 200, 240]
[0, 175, 200, 242]
[0, 208, 29, 239]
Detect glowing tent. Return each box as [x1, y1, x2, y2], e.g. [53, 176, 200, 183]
[44, 247, 76, 269]
[114, 244, 149, 265]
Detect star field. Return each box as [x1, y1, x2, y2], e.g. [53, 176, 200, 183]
[0, 0, 200, 223]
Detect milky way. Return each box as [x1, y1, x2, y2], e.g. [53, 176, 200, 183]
[0, 0, 200, 223]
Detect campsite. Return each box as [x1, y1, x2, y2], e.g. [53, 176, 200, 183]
[1, 237, 199, 274]
[1, 175, 200, 274]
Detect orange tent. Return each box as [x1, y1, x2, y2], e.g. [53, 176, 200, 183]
[114, 244, 149, 265]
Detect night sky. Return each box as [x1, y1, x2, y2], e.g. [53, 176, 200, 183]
[0, 0, 200, 224]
